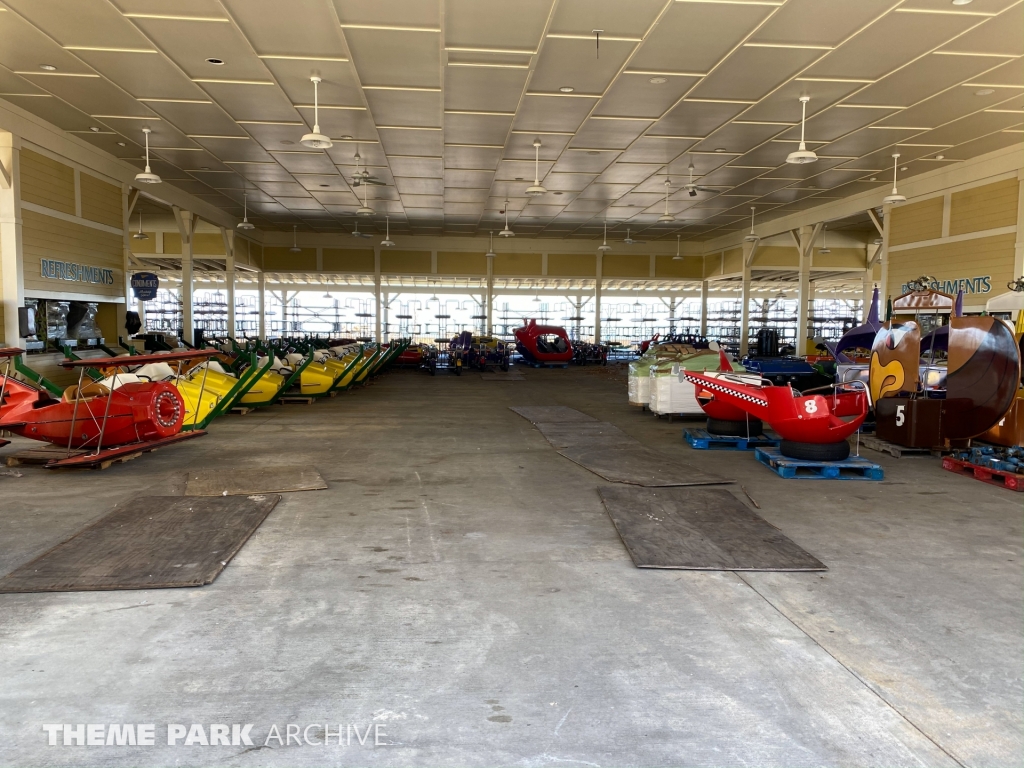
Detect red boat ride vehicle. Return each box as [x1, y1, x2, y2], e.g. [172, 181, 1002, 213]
[0, 347, 212, 468]
[514, 320, 573, 367]
[683, 368, 869, 461]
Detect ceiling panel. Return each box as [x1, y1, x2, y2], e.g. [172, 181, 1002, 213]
[737, 78, 868, 124]
[262, 59, 363, 107]
[4, 0, 153, 48]
[648, 100, 750, 139]
[873, 87, 1013, 131]
[444, 67, 529, 113]
[494, 159, 555, 180]
[691, 121, 788, 155]
[504, 132, 571, 160]
[444, 188, 488, 203]
[226, 0, 350, 59]
[378, 128, 443, 156]
[569, 118, 652, 150]
[69, 50, 207, 101]
[363, 89, 441, 128]
[803, 12, 972, 81]
[550, 149, 619, 174]
[270, 150, 337, 174]
[629, 2, 775, 74]
[529, 38, 636, 95]
[16, 73, 154, 118]
[512, 94, 596, 133]
[344, 29, 440, 89]
[688, 46, 823, 103]
[444, 113, 513, 146]
[199, 82, 300, 122]
[126, 17, 271, 82]
[593, 73, 700, 120]
[748, 0, 895, 47]
[616, 137, 693, 165]
[142, 101, 246, 137]
[940, 12, 1024, 57]
[822, 126, 926, 157]
[392, 157, 444, 178]
[445, 145, 503, 170]
[396, 177, 444, 195]
[445, 0, 552, 49]
[0, 12, 95, 74]
[845, 53, 1012, 108]
[698, 165, 772, 187]
[596, 163, 661, 184]
[909, 109, 1024, 146]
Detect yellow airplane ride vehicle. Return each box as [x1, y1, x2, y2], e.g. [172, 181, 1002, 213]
[130, 361, 221, 429]
[187, 356, 287, 408]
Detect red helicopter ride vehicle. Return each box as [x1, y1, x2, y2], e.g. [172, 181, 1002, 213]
[514, 319, 573, 368]
[682, 365, 869, 461]
[0, 347, 214, 468]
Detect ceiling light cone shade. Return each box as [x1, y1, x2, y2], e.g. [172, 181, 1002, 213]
[135, 167, 161, 184]
[672, 254, 682, 260]
[525, 184, 546, 197]
[132, 231, 149, 240]
[786, 145, 817, 164]
[237, 219, 255, 230]
[818, 247, 831, 254]
[356, 205, 374, 216]
[883, 192, 906, 205]
[658, 214, 675, 223]
[381, 238, 395, 247]
[744, 233, 759, 242]
[485, 250, 496, 258]
[498, 226, 514, 237]
[301, 130, 332, 149]
[289, 245, 302, 253]
[598, 242, 611, 252]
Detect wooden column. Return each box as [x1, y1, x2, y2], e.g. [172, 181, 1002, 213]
[172, 206, 198, 344]
[0, 132, 23, 348]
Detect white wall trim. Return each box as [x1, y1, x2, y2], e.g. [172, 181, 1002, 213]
[887, 224, 1017, 252]
[20, 201, 123, 236]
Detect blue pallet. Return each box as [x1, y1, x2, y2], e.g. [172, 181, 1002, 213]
[754, 446, 884, 481]
[684, 428, 781, 451]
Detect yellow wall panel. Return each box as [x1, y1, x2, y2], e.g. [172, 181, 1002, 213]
[548, 253, 596, 277]
[163, 232, 182, 254]
[251, 242, 263, 270]
[22, 210, 123, 298]
[889, 196, 943, 246]
[722, 248, 743, 275]
[79, 173, 122, 229]
[813, 248, 865, 269]
[382, 250, 431, 274]
[235, 237, 250, 266]
[752, 246, 798, 267]
[655, 255, 703, 279]
[193, 233, 225, 255]
[950, 178, 1019, 236]
[323, 248, 374, 272]
[263, 246, 316, 271]
[129, 233, 156, 254]
[886, 232, 1016, 300]
[493, 252, 541, 276]
[438, 251, 486, 275]
[602, 253, 649, 278]
[20, 149, 75, 215]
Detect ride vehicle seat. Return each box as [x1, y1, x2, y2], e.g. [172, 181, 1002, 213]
[133, 362, 177, 382]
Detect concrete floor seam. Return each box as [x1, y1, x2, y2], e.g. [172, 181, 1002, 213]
[734, 572, 969, 768]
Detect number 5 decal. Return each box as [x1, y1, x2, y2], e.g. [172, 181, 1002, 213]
[896, 404, 905, 427]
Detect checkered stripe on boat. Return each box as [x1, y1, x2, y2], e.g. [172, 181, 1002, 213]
[683, 373, 769, 407]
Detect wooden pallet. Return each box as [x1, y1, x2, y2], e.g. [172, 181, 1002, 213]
[229, 406, 256, 415]
[942, 456, 1024, 491]
[754, 446, 884, 481]
[6, 445, 88, 466]
[276, 396, 316, 405]
[684, 428, 780, 451]
[859, 434, 939, 459]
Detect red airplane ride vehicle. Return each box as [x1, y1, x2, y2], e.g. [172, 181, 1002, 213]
[0, 347, 212, 468]
[682, 368, 868, 461]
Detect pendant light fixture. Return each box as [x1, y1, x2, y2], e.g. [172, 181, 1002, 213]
[744, 206, 759, 242]
[134, 127, 161, 184]
[498, 199, 514, 237]
[598, 220, 611, 252]
[356, 181, 374, 216]
[525, 139, 547, 196]
[657, 178, 674, 223]
[237, 189, 255, 230]
[381, 215, 394, 247]
[818, 224, 831, 254]
[672, 234, 682, 260]
[883, 152, 906, 205]
[785, 96, 817, 165]
[485, 231, 496, 259]
[300, 76, 333, 149]
[132, 210, 149, 240]
[289, 224, 301, 253]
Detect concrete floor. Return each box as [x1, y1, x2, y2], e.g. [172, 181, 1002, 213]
[0, 365, 1020, 768]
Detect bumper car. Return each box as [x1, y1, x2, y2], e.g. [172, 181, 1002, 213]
[514, 320, 573, 367]
[661, 348, 763, 433]
[683, 368, 869, 461]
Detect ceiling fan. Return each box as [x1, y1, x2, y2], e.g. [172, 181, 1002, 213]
[682, 160, 715, 197]
[350, 220, 372, 238]
[350, 147, 385, 187]
[623, 228, 646, 246]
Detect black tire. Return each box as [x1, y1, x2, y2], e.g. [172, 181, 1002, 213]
[706, 417, 763, 437]
[779, 439, 850, 462]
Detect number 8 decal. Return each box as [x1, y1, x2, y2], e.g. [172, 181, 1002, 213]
[803, 399, 817, 414]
